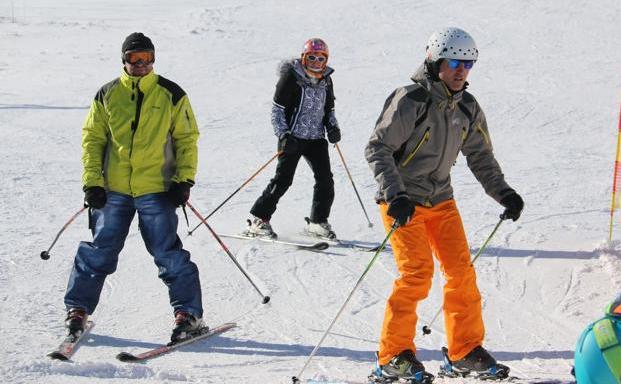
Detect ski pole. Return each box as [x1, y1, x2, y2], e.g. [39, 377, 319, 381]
[421, 213, 507, 335]
[292, 221, 399, 384]
[40, 206, 88, 260]
[334, 143, 374, 228]
[186, 201, 270, 305]
[187, 151, 282, 236]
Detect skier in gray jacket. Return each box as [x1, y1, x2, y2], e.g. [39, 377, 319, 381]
[366, 27, 524, 381]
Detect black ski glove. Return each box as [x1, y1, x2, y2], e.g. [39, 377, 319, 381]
[278, 132, 299, 155]
[500, 192, 524, 221]
[327, 128, 341, 144]
[387, 195, 415, 227]
[168, 181, 193, 207]
[83, 186, 106, 209]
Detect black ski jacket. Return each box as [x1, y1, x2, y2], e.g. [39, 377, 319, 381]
[271, 59, 338, 140]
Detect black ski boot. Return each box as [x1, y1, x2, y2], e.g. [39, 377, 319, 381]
[368, 350, 434, 384]
[438, 346, 510, 380]
[170, 311, 205, 344]
[65, 308, 88, 337]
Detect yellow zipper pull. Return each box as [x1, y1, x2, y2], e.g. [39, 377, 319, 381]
[400, 127, 431, 167]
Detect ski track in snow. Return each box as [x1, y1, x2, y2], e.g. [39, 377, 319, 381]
[2, 0, 621, 382]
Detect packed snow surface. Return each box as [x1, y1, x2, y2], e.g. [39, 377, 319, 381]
[1, 0, 620, 382]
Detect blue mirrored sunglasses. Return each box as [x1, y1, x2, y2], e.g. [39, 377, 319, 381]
[447, 59, 475, 70]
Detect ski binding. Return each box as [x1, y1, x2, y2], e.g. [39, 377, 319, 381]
[438, 346, 510, 380]
[47, 320, 95, 361]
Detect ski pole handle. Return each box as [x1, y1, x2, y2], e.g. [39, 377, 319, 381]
[40, 206, 88, 260]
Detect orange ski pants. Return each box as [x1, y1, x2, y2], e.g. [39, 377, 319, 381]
[378, 199, 484, 364]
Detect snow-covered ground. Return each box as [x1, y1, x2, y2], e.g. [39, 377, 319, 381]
[1, 0, 620, 382]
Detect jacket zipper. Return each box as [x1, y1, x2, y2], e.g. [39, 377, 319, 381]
[400, 127, 430, 167]
[289, 87, 305, 136]
[128, 80, 145, 194]
[426, 98, 453, 205]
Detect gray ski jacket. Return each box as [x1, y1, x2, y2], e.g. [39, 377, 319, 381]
[365, 64, 514, 207]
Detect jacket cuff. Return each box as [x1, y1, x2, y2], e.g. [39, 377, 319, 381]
[498, 188, 515, 201]
[82, 183, 104, 191]
[385, 189, 408, 204]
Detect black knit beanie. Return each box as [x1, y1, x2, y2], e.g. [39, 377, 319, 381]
[122, 32, 154, 53]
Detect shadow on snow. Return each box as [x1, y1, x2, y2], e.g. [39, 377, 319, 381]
[0, 103, 89, 110]
[475, 246, 601, 260]
[88, 333, 574, 362]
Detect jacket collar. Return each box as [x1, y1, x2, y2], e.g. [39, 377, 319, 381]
[290, 59, 334, 86]
[410, 63, 467, 104]
[120, 69, 157, 93]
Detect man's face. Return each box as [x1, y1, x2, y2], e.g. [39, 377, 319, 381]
[438, 59, 474, 92]
[123, 50, 154, 77]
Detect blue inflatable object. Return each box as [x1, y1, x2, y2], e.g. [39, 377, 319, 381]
[574, 298, 621, 384]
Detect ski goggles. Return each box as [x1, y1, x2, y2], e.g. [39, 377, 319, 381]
[124, 50, 154, 65]
[447, 59, 475, 70]
[306, 54, 327, 63]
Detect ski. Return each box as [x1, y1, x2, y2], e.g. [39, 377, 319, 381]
[301, 218, 392, 253]
[368, 370, 434, 384]
[47, 320, 95, 361]
[334, 239, 392, 253]
[303, 236, 391, 253]
[219, 233, 330, 251]
[502, 378, 575, 384]
[513, 380, 575, 384]
[116, 322, 237, 362]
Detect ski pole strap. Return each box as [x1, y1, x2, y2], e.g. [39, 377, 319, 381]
[593, 317, 621, 382]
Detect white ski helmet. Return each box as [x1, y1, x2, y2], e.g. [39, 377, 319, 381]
[426, 27, 478, 62]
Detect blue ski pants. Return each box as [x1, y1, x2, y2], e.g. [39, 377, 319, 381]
[64, 192, 203, 318]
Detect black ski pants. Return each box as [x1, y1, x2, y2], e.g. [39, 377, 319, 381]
[250, 138, 334, 223]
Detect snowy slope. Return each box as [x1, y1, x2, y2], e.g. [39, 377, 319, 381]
[1, 0, 620, 383]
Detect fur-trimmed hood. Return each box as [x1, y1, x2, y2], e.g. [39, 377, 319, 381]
[277, 58, 334, 86]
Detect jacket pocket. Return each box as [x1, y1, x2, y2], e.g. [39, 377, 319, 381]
[476, 123, 490, 145]
[400, 127, 431, 167]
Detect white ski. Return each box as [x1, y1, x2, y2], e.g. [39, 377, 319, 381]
[219, 232, 330, 251]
